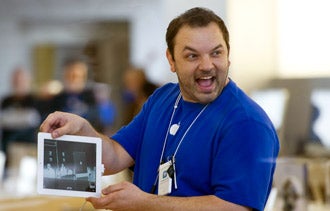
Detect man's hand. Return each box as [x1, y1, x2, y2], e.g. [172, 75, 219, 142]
[40, 111, 98, 138]
[87, 181, 151, 211]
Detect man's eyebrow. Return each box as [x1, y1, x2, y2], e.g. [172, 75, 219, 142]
[211, 44, 224, 51]
[182, 44, 224, 52]
[182, 46, 197, 53]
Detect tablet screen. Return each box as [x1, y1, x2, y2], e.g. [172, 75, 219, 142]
[37, 132, 102, 197]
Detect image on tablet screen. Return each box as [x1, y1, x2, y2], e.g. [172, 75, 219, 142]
[43, 138, 97, 192]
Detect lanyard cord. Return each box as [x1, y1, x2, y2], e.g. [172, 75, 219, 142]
[159, 92, 209, 167]
[151, 92, 209, 193]
[151, 93, 181, 194]
[158, 93, 182, 166]
[172, 103, 208, 158]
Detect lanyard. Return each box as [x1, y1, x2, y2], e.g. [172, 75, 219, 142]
[159, 93, 208, 163]
[158, 93, 182, 165]
[153, 93, 208, 193]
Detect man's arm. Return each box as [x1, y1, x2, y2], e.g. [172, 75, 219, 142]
[145, 195, 251, 211]
[100, 134, 134, 174]
[87, 181, 252, 211]
[40, 111, 134, 174]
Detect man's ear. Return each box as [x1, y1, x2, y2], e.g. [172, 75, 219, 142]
[166, 49, 176, 73]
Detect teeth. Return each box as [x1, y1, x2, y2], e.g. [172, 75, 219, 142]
[200, 76, 212, 80]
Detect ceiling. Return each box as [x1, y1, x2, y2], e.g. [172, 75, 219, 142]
[0, 0, 155, 23]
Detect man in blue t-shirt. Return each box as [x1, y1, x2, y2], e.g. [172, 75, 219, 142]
[41, 7, 279, 211]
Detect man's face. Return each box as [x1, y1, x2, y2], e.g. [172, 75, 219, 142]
[167, 22, 230, 104]
[64, 62, 88, 93]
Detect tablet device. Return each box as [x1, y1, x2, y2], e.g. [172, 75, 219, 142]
[37, 132, 103, 198]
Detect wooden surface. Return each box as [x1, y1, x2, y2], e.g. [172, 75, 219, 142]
[0, 195, 99, 211]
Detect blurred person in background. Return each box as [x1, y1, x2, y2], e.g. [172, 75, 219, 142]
[122, 67, 158, 125]
[0, 66, 41, 172]
[52, 57, 101, 130]
[36, 79, 63, 122]
[93, 82, 116, 135]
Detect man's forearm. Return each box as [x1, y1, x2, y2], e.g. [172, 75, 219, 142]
[141, 194, 251, 211]
[100, 135, 134, 175]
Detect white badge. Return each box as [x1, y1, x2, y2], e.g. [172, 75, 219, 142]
[169, 123, 180, 135]
[158, 161, 172, 195]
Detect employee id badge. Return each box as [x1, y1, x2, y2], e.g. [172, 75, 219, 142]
[158, 160, 172, 195]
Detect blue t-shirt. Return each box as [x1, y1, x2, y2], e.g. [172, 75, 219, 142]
[112, 80, 279, 211]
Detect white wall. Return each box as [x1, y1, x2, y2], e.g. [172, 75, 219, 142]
[129, 1, 170, 85]
[227, 0, 278, 92]
[277, 0, 330, 78]
[227, 0, 330, 92]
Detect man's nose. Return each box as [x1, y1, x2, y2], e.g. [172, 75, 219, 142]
[199, 55, 213, 70]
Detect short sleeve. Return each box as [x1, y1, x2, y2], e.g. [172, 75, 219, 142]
[212, 120, 279, 211]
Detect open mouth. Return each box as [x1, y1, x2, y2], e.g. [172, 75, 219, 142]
[196, 76, 215, 91]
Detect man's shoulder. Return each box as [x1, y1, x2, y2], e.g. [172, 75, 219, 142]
[143, 82, 179, 111]
[150, 82, 179, 99]
[215, 80, 272, 124]
[157, 82, 178, 92]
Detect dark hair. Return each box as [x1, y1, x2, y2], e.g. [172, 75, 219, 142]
[166, 7, 230, 58]
[62, 56, 88, 68]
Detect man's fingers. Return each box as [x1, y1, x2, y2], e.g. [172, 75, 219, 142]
[39, 111, 71, 138]
[102, 182, 127, 195]
[39, 115, 52, 132]
[86, 196, 113, 209]
[40, 112, 62, 130]
[50, 128, 64, 138]
[86, 197, 104, 209]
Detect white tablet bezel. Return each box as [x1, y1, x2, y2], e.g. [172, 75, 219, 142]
[37, 132, 102, 198]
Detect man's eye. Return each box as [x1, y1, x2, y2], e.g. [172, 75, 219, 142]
[187, 54, 197, 60]
[211, 50, 222, 57]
